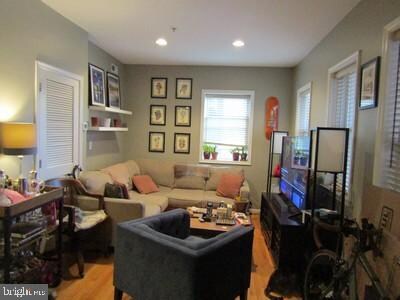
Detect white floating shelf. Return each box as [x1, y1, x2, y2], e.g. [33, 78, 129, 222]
[88, 127, 129, 132]
[89, 106, 132, 115]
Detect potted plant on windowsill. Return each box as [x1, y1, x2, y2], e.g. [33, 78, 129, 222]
[203, 144, 212, 159]
[240, 146, 248, 161]
[210, 144, 218, 160]
[231, 147, 240, 161]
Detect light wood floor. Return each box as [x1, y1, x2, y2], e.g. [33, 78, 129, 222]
[56, 215, 288, 300]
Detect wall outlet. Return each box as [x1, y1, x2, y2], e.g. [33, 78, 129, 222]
[379, 206, 394, 231]
[88, 141, 93, 151]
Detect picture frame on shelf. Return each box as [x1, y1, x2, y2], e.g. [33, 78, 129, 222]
[150, 105, 166, 126]
[175, 106, 191, 127]
[151, 77, 168, 98]
[149, 132, 165, 152]
[176, 78, 192, 99]
[89, 64, 106, 107]
[359, 56, 380, 110]
[174, 133, 190, 154]
[107, 72, 121, 109]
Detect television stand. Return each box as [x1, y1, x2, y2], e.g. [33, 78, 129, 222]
[260, 192, 306, 269]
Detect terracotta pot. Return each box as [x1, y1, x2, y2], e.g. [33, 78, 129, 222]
[203, 152, 211, 159]
[232, 152, 240, 161]
[211, 152, 218, 160]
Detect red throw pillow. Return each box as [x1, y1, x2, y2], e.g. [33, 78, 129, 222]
[132, 175, 159, 194]
[216, 173, 244, 199]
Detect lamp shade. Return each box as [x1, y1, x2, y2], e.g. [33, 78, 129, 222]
[0, 122, 37, 155]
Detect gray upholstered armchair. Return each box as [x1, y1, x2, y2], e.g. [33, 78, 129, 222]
[114, 209, 254, 300]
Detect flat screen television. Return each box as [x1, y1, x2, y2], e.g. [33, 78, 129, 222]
[279, 136, 310, 211]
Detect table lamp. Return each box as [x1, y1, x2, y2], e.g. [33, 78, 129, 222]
[0, 122, 37, 178]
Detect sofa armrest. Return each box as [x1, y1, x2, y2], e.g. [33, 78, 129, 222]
[240, 180, 250, 202]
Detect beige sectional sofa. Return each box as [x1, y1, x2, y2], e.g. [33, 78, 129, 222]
[78, 158, 250, 244]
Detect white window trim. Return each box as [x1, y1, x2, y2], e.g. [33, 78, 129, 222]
[199, 89, 255, 166]
[373, 16, 400, 187]
[296, 82, 312, 136]
[35, 60, 84, 171]
[326, 51, 361, 200]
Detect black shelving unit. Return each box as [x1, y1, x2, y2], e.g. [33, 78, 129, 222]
[0, 188, 63, 284]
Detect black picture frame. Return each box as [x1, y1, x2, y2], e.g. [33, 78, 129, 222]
[89, 63, 106, 107]
[174, 133, 191, 154]
[151, 77, 168, 98]
[176, 78, 193, 99]
[106, 72, 121, 109]
[149, 132, 165, 153]
[150, 105, 167, 126]
[359, 56, 380, 110]
[175, 106, 191, 127]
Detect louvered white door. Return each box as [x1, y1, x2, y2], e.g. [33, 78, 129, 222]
[36, 62, 82, 179]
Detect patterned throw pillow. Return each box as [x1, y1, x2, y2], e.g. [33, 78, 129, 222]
[104, 183, 129, 199]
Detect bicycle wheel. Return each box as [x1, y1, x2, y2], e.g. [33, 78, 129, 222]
[304, 249, 337, 300]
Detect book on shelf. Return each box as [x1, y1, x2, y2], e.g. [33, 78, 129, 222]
[11, 222, 44, 239]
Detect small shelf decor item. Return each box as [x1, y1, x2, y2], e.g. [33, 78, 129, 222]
[107, 72, 121, 109]
[151, 77, 168, 98]
[150, 105, 166, 126]
[175, 106, 191, 126]
[89, 64, 106, 107]
[174, 133, 190, 154]
[176, 78, 192, 99]
[149, 132, 165, 152]
[359, 56, 380, 109]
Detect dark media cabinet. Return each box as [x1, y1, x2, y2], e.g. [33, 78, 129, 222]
[260, 192, 305, 269]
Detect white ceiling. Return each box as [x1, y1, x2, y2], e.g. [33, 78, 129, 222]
[42, 0, 360, 67]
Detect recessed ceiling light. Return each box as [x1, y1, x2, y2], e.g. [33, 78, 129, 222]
[233, 40, 245, 47]
[156, 38, 167, 46]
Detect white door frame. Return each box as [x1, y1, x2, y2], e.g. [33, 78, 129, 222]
[35, 61, 84, 176]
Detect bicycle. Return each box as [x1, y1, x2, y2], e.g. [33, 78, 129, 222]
[303, 216, 392, 300]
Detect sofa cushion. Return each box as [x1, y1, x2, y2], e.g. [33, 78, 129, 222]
[216, 173, 244, 199]
[167, 189, 205, 208]
[79, 171, 113, 195]
[174, 164, 208, 189]
[174, 176, 206, 190]
[206, 167, 244, 191]
[125, 160, 141, 177]
[102, 163, 133, 190]
[128, 191, 168, 212]
[136, 158, 175, 187]
[133, 175, 159, 194]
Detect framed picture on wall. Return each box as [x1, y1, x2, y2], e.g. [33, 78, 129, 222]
[175, 106, 191, 127]
[359, 56, 380, 110]
[107, 72, 121, 109]
[176, 78, 192, 99]
[149, 132, 165, 152]
[89, 64, 106, 106]
[174, 133, 190, 154]
[151, 77, 168, 98]
[150, 105, 166, 126]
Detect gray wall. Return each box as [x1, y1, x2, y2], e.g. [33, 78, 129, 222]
[291, 0, 400, 217]
[124, 65, 293, 207]
[87, 42, 128, 170]
[0, 0, 88, 178]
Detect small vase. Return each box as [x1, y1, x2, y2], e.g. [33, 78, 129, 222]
[204, 152, 211, 159]
[211, 152, 218, 160]
[240, 153, 248, 161]
[233, 153, 240, 161]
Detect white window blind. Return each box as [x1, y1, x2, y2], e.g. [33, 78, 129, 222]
[296, 84, 311, 136]
[332, 67, 357, 192]
[203, 94, 251, 146]
[382, 38, 400, 191]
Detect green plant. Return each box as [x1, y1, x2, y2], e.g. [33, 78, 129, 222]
[231, 147, 241, 154]
[241, 145, 248, 154]
[202, 144, 212, 153]
[210, 144, 217, 153]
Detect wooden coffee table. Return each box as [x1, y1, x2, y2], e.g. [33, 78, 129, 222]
[188, 207, 252, 237]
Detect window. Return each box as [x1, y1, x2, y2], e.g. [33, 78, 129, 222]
[328, 52, 360, 195]
[200, 90, 254, 164]
[296, 82, 312, 136]
[376, 20, 400, 192]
